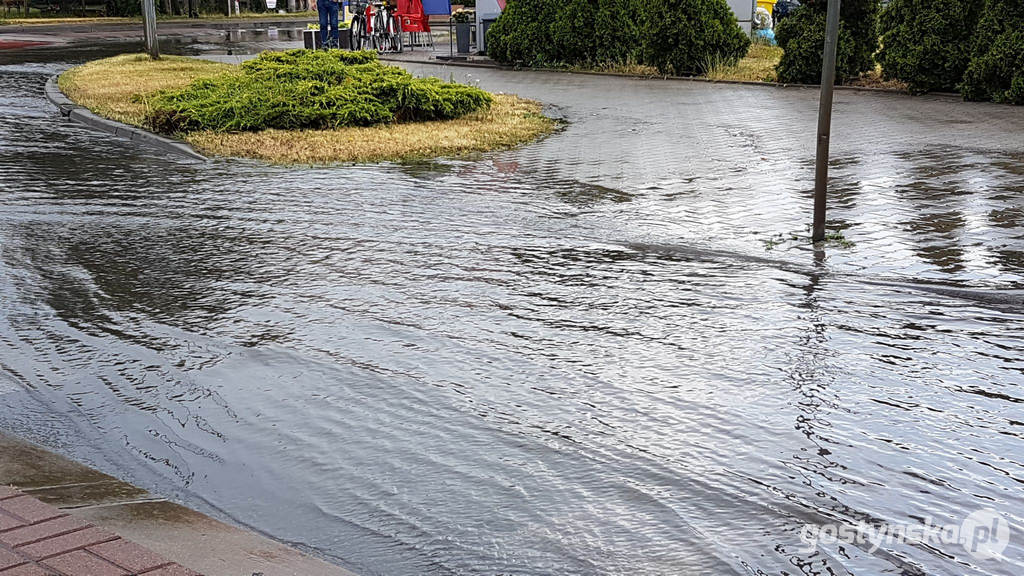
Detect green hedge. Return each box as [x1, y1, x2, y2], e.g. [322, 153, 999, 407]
[145, 50, 492, 133]
[486, 0, 749, 75]
[639, 0, 752, 75]
[775, 0, 879, 84]
[876, 0, 981, 93]
[775, 8, 856, 83]
[961, 0, 1024, 104]
[485, 0, 561, 67]
[594, 0, 640, 64]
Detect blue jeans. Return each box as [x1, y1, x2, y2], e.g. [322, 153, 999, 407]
[317, 0, 340, 46]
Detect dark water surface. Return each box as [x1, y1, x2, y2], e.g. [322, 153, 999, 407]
[1, 43, 1023, 576]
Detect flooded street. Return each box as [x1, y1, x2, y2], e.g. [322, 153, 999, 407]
[1, 40, 1023, 576]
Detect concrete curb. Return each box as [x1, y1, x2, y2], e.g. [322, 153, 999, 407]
[45, 74, 208, 162]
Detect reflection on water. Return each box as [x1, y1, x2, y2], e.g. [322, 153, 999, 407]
[0, 44, 1023, 576]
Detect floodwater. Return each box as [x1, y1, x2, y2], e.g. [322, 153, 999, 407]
[1, 40, 1023, 576]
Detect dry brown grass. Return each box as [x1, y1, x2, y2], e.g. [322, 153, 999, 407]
[571, 60, 661, 78]
[704, 45, 911, 90]
[58, 53, 233, 125]
[847, 64, 911, 92]
[704, 42, 783, 83]
[187, 94, 552, 164]
[59, 53, 555, 164]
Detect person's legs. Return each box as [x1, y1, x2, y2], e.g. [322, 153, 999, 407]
[328, 1, 340, 44]
[317, 0, 330, 47]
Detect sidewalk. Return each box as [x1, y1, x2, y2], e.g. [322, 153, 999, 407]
[0, 434, 355, 576]
[1, 486, 197, 576]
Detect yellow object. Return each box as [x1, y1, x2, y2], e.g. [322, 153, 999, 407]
[757, 0, 776, 16]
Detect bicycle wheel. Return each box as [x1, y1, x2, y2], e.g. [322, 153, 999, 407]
[375, 14, 392, 52]
[356, 14, 372, 50]
[390, 14, 403, 53]
[351, 15, 367, 50]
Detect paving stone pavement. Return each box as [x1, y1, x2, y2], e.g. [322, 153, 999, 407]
[199, 48, 1024, 290]
[390, 62, 1024, 289]
[9, 25, 1016, 292]
[0, 487, 198, 576]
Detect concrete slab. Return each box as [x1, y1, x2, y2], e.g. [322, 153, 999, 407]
[73, 502, 350, 576]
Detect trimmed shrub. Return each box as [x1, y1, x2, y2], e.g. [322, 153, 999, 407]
[876, 0, 980, 93]
[775, 8, 855, 83]
[840, 0, 880, 75]
[775, 0, 879, 84]
[639, 0, 751, 75]
[551, 0, 600, 65]
[145, 50, 492, 133]
[487, 0, 750, 75]
[594, 0, 641, 64]
[961, 0, 1024, 104]
[485, 0, 561, 67]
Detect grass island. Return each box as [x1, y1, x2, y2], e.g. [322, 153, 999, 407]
[58, 51, 555, 164]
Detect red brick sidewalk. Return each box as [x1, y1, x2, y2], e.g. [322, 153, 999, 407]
[0, 486, 199, 576]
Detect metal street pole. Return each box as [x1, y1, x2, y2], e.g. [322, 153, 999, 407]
[812, 0, 841, 243]
[141, 0, 160, 59]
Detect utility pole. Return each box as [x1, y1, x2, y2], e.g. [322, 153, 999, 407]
[142, 0, 160, 59]
[812, 0, 841, 243]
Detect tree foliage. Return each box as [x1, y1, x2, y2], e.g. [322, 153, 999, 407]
[774, 0, 879, 84]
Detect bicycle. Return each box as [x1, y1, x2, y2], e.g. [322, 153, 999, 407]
[348, 0, 403, 53]
[371, 1, 403, 54]
[349, 0, 371, 50]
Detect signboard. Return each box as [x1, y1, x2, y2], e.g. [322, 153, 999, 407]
[421, 0, 450, 15]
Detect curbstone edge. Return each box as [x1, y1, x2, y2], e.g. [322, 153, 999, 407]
[44, 74, 207, 162]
